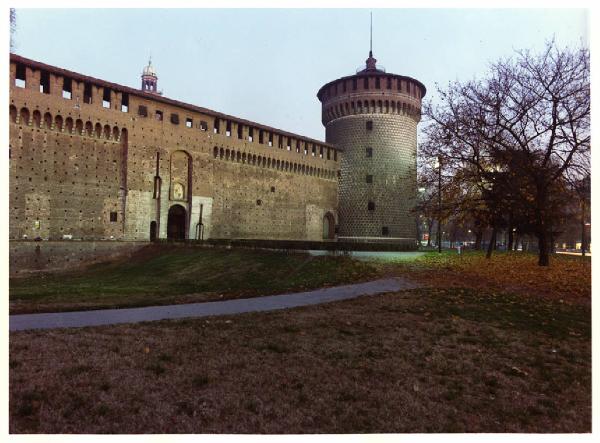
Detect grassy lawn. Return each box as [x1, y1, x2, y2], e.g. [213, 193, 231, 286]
[9, 286, 590, 433]
[379, 250, 591, 306]
[9, 247, 591, 433]
[9, 245, 380, 314]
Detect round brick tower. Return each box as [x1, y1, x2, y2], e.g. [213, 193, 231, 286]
[317, 50, 426, 244]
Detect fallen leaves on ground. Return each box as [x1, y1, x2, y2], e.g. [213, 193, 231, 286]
[383, 251, 590, 305]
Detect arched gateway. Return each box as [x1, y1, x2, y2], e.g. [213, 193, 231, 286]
[323, 212, 335, 240]
[167, 205, 187, 240]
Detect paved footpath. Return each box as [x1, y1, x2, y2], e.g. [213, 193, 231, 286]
[10, 277, 420, 332]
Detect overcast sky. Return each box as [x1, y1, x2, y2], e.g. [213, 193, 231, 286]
[12, 8, 589, 141]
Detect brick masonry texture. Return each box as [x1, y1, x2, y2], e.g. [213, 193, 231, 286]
[317, 69, 425, 241]
[9, 241, 147, 276]
[327, 114, 417, 239]
[9, 55, 340, 243]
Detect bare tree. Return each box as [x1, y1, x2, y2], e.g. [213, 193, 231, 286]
[423, 41, 590, 266]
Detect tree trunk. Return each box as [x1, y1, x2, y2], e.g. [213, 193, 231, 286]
[427, 220, 433, 247]
[475, 230, 483, 251]
[581, 202, 587, 256]
[538, 229, 550, 266]
[508, 228, 514, 251]
[486, 225, 497, 259]
[535, 186, 551, 266]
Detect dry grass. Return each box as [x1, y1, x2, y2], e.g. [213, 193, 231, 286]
[10, 287, 590, 433]
[381, 251, 591, 305]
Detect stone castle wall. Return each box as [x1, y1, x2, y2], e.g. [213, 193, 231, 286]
[9, 241, 147, 276]
[9, 55, 340, 242]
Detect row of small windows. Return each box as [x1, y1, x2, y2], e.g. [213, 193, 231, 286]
[14, 63, 129, 113]
[324, 76, 421, 99]
[212, 146, 337, 180]
[138, 104, 337, 162]
[9, 105, 126, 141]
[324, 100, 419, 121]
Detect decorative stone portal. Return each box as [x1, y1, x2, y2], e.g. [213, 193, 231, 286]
[167, 205, 187, 240]
[323, 212, 335, 240]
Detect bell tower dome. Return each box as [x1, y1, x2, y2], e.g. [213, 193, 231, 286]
[141, 57, 161, 95]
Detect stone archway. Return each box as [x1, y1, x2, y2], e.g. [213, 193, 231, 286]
[167, 205, 187, 240]
[323, 212, 335, 240]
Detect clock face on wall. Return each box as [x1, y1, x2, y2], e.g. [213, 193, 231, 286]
[172, 182, 184, 200]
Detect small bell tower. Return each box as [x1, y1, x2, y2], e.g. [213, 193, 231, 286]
[141, 57, 161, 95]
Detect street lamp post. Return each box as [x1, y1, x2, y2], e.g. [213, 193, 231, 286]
[435, 155, 442, 253]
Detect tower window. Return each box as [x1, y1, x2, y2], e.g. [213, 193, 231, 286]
[352, 78, 357, 90]
[200, 120, 208, 131]
[312, 145, 316, 157]
[109, 212, 118, 222]
[62, 77, 72, 99]
[387, 77, 392, 89]
[40, 70, 51, 94]
[15, 63, 26, 88]
[368, 201, 375, 211]
[268, 132, 273, 147]
[83, 82, 92, 104]
[366, 147, 373, 157]
[102, 87, 111, 108]
[366, 174, 373, 183]
[342, 81, 347, 92]
[237, 123, 243, 139]
[138, 105, 148, 117]
[121, 93, 129, 112]
[259, 129, 264, 144]
[334, 150, 338, 161]
[155, 110, 163, 121]
[226, 120, 232, 137]
[214, 118, 220, 134]
[364, 77, 369, 89]
[382, 226, 389, 236]
[366, 120, 373, 131]
[375, 77, 380, 89]
[170, 113, 179, 124]
[278, 135, 283, 149]
[248, 127, 254, 142]
[319, 146, 324, 158]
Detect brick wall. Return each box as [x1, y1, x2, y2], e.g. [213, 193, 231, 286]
[327, 113, 417, 239]
[9, 240, 147, 276]
[9, 55, 341, 243]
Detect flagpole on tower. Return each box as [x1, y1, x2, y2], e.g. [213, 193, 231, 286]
[369, 11, 373, 57]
